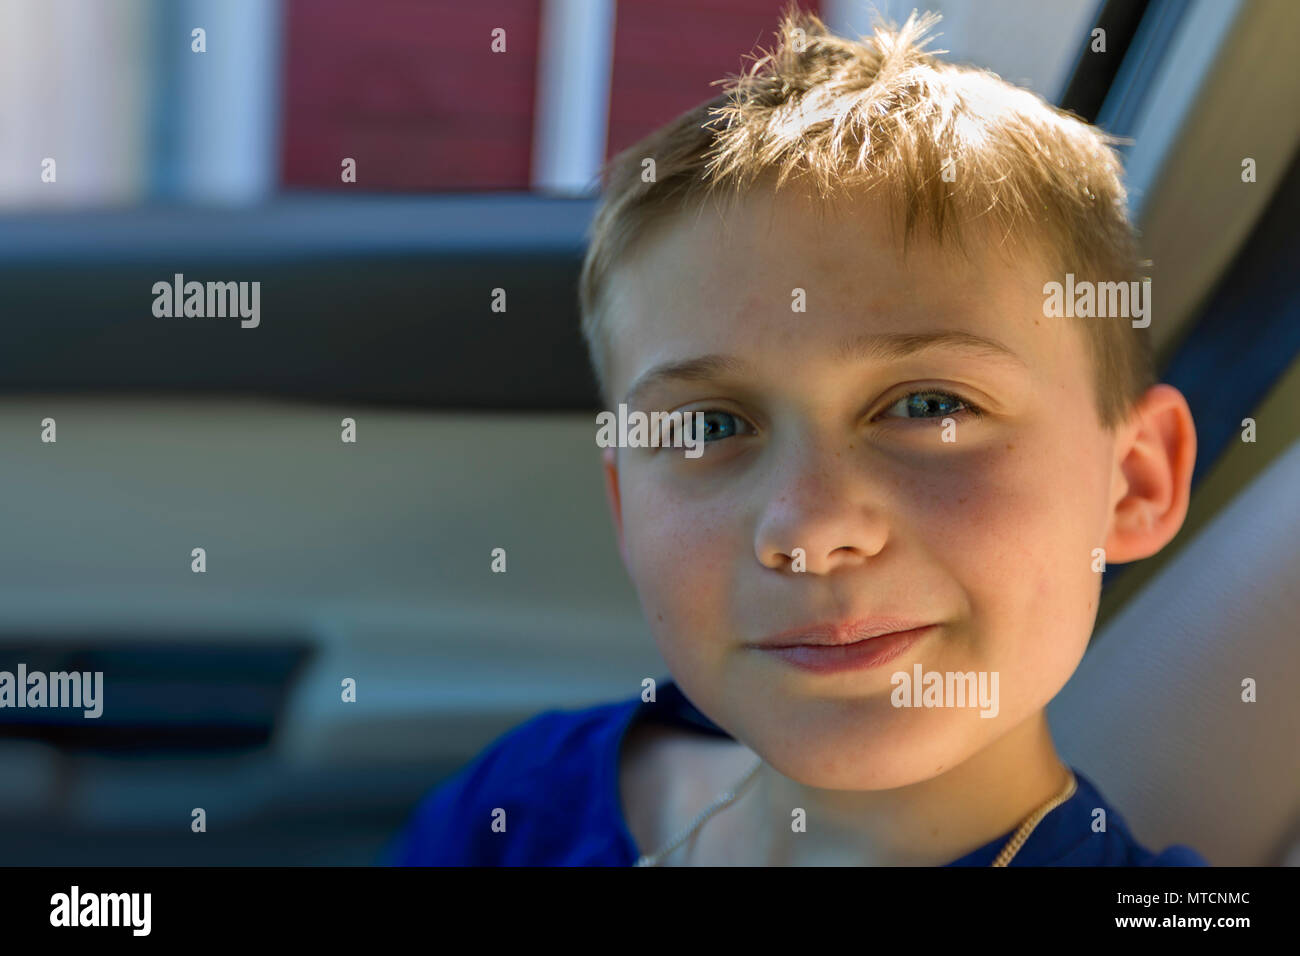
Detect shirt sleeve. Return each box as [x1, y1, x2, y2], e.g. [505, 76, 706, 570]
[1143, 843, 1210, 866]
[381, 761, 480, 865]
[380, 710, 559, 866]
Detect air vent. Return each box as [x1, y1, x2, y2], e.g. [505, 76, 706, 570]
[0, 641, 313, 755]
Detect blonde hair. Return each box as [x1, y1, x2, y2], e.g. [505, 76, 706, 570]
[578, 7, 1155, 427]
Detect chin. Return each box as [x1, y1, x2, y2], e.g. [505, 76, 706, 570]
[746, 707, 987, 791]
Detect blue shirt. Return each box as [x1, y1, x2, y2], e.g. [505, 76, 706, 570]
[384, 679, 1208, 866]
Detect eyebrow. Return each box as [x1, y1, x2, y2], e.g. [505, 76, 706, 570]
[621, 329, 1027, 406]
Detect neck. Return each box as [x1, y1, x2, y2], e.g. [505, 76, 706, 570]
[743, 710, 1070, 866]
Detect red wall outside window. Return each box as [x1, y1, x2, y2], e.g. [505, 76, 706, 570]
[281, 0, 541, 191]
[279, 0, 819, 192]
[606, 0, 821, 160]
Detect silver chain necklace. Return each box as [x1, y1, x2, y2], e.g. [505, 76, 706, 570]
[634, 760, 1077, 867]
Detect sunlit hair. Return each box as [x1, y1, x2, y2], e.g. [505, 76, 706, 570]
[578, 7, 1155, 427]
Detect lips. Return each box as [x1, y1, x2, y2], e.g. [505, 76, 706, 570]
[751, 622, 937, 674]
[754, 619, 935, 648]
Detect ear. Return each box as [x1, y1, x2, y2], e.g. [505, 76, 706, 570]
[1103, 383, 1197, 563]
[602, 446, 627, 564]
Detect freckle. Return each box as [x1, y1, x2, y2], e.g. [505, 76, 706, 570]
[1006, 443, 1014, 450]
[957, 496, 968, 504]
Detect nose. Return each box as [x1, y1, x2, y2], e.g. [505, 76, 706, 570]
[753, 438, 890, 575]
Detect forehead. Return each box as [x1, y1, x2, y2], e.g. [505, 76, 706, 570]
[602, 187, 1070, 398]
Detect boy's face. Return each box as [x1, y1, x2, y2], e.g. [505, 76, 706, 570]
[600, 187, 1136, 790]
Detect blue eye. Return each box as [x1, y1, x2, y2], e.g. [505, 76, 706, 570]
[881, 390, 983, 420]
[686, 410, 749, 443]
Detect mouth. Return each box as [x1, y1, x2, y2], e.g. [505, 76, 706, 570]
[749, 621, 936, 674]
[755, 619, 936, 648]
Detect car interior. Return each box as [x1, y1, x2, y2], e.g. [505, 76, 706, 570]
[0, 0, 1296, 866]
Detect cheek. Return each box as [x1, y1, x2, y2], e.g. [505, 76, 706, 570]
[621, 471, 738, 641]
[907, 437, 1091, 548]
[906, 430, 1109, 664]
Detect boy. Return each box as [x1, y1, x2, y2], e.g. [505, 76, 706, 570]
[388, 10, 1205, 866]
